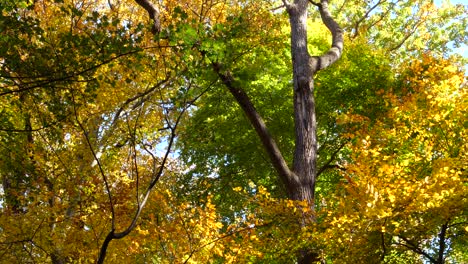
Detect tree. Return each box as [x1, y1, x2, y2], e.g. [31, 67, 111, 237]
[157, 0, 343, 261]
[0, 0, 466, 263]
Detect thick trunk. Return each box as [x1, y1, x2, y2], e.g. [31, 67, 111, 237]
[285, 0, 343, 204]
[285, 1, 343, 263]
[288, 0, 317, 205]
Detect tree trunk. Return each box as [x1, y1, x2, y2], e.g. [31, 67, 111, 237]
[285, 1, 343, 262]
[288, 0, 317, 206]
[285, 0, 343, 204]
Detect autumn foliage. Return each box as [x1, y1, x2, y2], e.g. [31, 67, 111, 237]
[324, 55, 468, 263]
[0, 0, 467, 263]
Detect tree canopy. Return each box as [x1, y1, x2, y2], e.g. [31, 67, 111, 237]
[0, 0, 466, 263]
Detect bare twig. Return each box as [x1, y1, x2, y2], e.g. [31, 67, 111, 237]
[316, 141, 348, 177]
[108, 77, 170, 139]
[96, 105, 185, 264]
[96, 77, 212, 264]
[270, 4, 286, 12]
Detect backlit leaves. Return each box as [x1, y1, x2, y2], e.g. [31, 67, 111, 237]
[325, 55, 467, 263]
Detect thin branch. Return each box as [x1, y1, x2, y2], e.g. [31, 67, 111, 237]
[107, 0, 114, 10]
[183, 221, 273, 264]
[270, 4, 286, 12]
[388, 19, 423, 52]
[96, 107, 184, 263]
[71, 92, 116, 233]
[316, 141, 347, 177]
[127, 105, 145, 206]
[29, 241, 49, 260]
[437, 221, 449, 264]
[336, 0, 349, 15]
[380, 220, 387, 261]
[397, 235, 438, 264]
[179, 210, 195, 264]
[96, 77, 212, 263]
[448, 221, 468, 228]
[308, 0, 320, 7]
[0, 115, 68, 132]
[106, 77, 170, 137]
[281, 0, 291, 9]
[365, 5, 393, 33]
[0, 50, 141, 97]
[352, 0, 385, 38]
[22, 243, 37, 264]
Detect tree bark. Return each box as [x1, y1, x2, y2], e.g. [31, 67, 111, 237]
[287, 0, 317, 206]
[285, 0, 343, 205]
[134, 0, 161, 33]
[286, 1, 343, 262]
[212, 63, 298, 191]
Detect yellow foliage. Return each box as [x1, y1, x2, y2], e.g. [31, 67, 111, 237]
[323, 55, 467, 262]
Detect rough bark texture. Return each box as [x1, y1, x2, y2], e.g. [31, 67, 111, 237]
[214, 1, 343, 207]
[286, 1, 343, 263]
[287, 0, 317, 206]
[285, 0, 343, 206]
[215, 2, 342, 262]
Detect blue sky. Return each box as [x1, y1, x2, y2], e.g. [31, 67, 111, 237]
[435, 0, 468, 6]
[434, 0, 468, 58]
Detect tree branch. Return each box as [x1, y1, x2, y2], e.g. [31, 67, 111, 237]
[308, 0, 320, 7]
[388, 18, 423, 52]
[134, 0, 161, 34]
[397, 235, 438, 264]
[96, 77, 212, 263]
[310, 0, 344, 73]
[352, 0, 385, 38]
[109, 77, 170, 132]
[270, 4, 287, 12]
[0, 50, 141, 97]
[97, 105, 186, 264]
[212, 62, 298, 191]
[281, 0, 291, 9]
[316, 141, 347, 177]
[71, 93, 116, 232]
